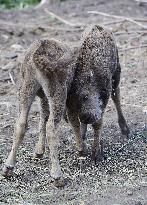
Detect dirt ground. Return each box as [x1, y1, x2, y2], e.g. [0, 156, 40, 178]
[0, 0, 147, 204]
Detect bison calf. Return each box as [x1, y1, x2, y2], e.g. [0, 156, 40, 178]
[2, 38, 76, 187]
[66, 25, 129, 161]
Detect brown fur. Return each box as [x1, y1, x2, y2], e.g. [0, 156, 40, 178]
[2, 38, 76, 186]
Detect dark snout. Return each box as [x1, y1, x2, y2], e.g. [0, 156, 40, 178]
[79, 113, 102, 124]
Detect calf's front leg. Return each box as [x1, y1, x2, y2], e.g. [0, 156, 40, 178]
[67, 108, 86, 156]
[92, 120, 103, 164]
[111, 87, 129, 137]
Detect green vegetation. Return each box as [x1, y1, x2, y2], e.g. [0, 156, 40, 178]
[0, 0, 41, 9]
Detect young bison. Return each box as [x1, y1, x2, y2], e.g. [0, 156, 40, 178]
[3, 25, 129, 187]
[2, 38, 76, 187]
[66, 25, 129, 162]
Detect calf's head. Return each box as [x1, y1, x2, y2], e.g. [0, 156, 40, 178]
[73, 70, 110, 125]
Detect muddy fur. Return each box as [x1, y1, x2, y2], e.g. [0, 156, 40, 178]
[3, 25, 129, 187]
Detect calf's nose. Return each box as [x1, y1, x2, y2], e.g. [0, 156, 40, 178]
[80, 113, 101, 124]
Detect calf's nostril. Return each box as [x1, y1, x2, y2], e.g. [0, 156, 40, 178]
[86, 116, 91, 122]
[80, 114, 95, 124]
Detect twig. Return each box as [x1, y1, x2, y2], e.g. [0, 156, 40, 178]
[119, 44, 147, 51]
[103, 19, 126, 25]
[134, 0, 147, 3]
[45, 9, 84, 27]
[9, 73, 16, 85]
[0, 77, 11, 82]
[114, 30, 147, 35]
[134, 18, 147, 22]
[103, 19, 147, 26]
[0, 20, 83, 32]
[87, 11, 147, 29]
[118, 32, 144, 50]
[35, 0, 47, 9]
[1, 124, 11, 130]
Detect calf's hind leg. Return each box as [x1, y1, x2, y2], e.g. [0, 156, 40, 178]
[112, 62, 129, 137]
[34, 92, 49, 158]
[41, 81, 67, 187]
[112, 87, 129, 136]
[2, 80, 38, 177]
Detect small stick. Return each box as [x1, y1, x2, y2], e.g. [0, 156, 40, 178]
[104, 19, 147, 25]
[9, 73, 16, 85]
[104, 19, 126, 25]
[0, 20, 84, 32]
[1, 124, 11, 130]
[87, 11, 147, 29]
[119, 44, 147, 51]
[114, 30, 147, 35]
[45, 9, 84, 27]
[35, 0, 47, 9]
[134, 18, 147, 22]
[134, 0, 147, 3]
[119, 32, 144, 49]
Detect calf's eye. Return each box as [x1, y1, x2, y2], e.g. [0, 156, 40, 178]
[100, 89, 109, 99]
[87, 76, 91, 83]
[83, 95, 88, 102]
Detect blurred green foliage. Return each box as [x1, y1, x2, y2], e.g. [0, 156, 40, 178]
[0, 0, 40, 9]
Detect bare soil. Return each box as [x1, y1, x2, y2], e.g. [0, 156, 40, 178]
[0, 0, 147, 204]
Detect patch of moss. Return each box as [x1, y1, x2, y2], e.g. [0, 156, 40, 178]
[0, 0, 40, 9]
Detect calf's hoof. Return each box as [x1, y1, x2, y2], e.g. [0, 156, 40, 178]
[33, 152, 44, 159]
[92, 141, 106, 164]
[2, 165, 14, 177]
[77, 143, 87, 157]
[121, 125, 130, 137]
[91, 151, 104, 164]
[78, 149, 87, 158]
[53, 177, 66, 188]
[34, 146, 45, 159]
[119, 119, 130, 137]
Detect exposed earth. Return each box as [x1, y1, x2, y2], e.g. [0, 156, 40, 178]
[0, 0, 147, 204]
